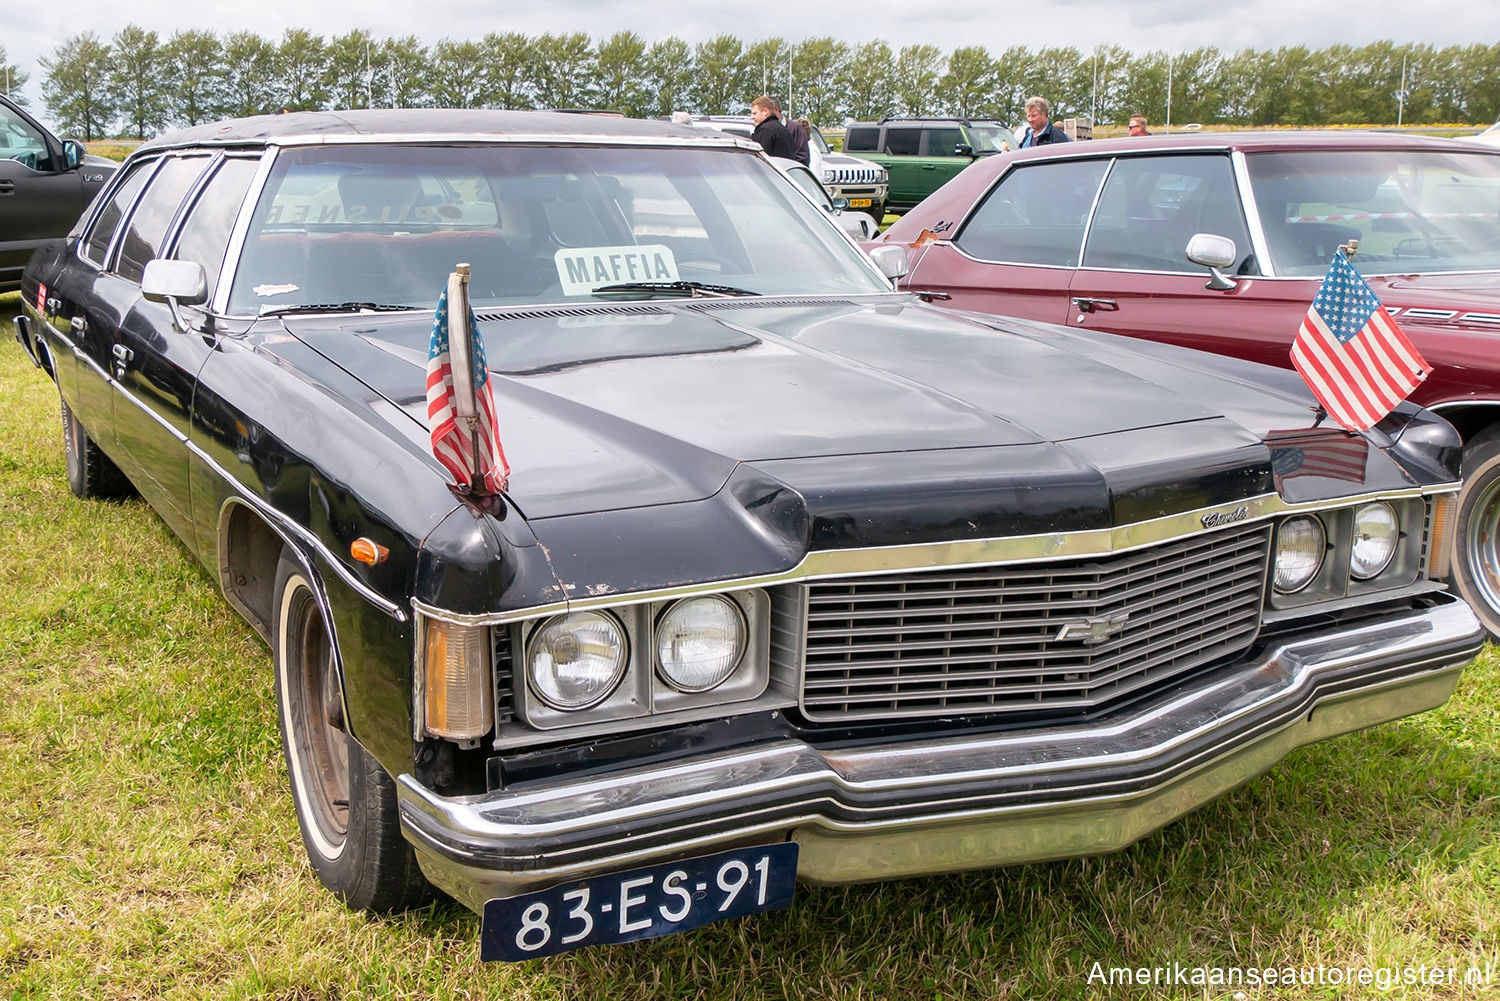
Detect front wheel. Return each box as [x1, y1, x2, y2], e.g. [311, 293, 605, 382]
[273, 552, 434, 912]
[1450, 432, 1500, 641]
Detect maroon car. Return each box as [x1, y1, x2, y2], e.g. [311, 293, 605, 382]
[878, 131, 1500, 638]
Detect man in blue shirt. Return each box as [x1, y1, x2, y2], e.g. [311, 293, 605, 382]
[1019, 96, 1071, 147]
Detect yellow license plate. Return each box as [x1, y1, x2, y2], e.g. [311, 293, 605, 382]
[848, 198, 872, 208]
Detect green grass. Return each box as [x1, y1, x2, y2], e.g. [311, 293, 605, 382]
[2, 289, 1498, 999]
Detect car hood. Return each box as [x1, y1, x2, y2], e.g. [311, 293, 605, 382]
[281, 296, 1422, 557]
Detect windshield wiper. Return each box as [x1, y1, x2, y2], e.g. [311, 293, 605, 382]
[592, 281, 758, 299]
[260, 301, 416, 316]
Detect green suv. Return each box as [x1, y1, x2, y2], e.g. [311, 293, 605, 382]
[843, 117, 1012, 213]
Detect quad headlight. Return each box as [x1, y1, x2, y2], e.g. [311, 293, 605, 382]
[656, 596, 746, 692]
[1274, 516, 1326, 593]
[526, 611, 628, 710]
[1350, 502, 1399, 579]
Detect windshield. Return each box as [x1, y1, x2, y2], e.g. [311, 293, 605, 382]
[809, 126, 832, 155]
[1246, 149, 1500, 276]
[226, 143, 888, 314]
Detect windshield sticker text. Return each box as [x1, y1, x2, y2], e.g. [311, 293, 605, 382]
[555, 245, 679, 296]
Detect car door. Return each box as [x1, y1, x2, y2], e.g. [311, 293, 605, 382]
[0, 100, 90, 287]
[904, 156, 1110, 323]
[66, 159, 158, 441]
[1063, 152, 1317, 370]
[103, 153, 221, 543]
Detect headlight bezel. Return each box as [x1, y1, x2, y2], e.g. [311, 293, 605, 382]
[1268, 496, 1427, 612]
[511, 589, 771, 731]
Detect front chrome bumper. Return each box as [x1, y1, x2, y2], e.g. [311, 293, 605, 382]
[398, 595, 1482, 913]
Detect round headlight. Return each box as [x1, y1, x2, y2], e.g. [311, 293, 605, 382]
[527, 612, 627, 710]
[1350, 502, 1399, 579]
[1274, 516, 1326, 593]
[656, 597, 746, 692]
[822, 168, 836, 184]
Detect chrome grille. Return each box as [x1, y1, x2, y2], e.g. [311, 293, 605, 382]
[832, 167, 884, 184]
[792, 524, 1270, 722]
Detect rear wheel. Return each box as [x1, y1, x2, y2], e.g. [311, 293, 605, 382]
[60, 393, 133, 500]
[273, 553, 434, 912]
[1450, 431, 1500, 641]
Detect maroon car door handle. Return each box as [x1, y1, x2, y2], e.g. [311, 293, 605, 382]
[1071, 297, 1119, 313]
[0, 180, 15, 195]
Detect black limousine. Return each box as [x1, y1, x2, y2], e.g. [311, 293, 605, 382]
[12, 110, 1483, 961]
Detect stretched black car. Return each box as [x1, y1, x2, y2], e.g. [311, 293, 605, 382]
[12, 110, 1483, 961]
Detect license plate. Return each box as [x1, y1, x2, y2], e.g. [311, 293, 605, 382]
[848, 198, 873, 208]
[480, 842, 798, 961]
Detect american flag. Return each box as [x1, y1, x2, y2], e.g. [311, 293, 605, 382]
[1289, 251, 1431, 431]
[426, 285, 510, 495]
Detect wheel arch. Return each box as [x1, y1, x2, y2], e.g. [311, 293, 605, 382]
[1428, 401, 1500, 446]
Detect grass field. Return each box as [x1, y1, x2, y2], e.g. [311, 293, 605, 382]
[2, 289, 1498, 999]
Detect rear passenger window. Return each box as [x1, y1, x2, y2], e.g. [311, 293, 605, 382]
[844, 127, 879, 152]
[172, 157, 260, 300]
[885, 129, 921, 156]
[82, 160, 156, 267]
[115, 156, 211, 284]
[955, 159, 1109, 267]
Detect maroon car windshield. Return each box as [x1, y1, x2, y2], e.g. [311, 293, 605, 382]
[1245, 149, 1500, 277]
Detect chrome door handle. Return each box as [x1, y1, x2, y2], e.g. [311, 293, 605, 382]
[1071, 297, 1119, 313]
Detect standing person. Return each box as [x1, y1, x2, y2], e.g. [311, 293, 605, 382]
[1018, 96, 1071, 147]
[1128, 113, 1151, 136]
[750, 96, 797, 159]
[787, 116, 811, 165]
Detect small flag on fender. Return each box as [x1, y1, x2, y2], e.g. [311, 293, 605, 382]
[426, 269, 510, 495]
[1289, 251, 1431, 431]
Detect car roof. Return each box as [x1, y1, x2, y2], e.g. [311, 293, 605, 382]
[138, 108, 739, 152]
[1003, 128, 1500, 159]
[881, 127, 1500, 243]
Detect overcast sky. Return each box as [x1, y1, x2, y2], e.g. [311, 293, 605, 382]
[4, 0, 1496, 125]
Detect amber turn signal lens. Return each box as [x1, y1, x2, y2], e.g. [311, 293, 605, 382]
[1427, 493, 1457, 579]
[350, 538, 389, 565]
[422, 618, 494, 740]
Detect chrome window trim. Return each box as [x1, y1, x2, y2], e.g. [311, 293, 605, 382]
[79, 154, 165, 271]
[411, 483, 1457, 628]
[1232, 149, 1278, 277]
[950, 155, 1114, 268]
[212, 148, 278, 316]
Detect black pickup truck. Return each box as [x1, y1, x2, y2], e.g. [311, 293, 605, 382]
[1, 94, 118, 292]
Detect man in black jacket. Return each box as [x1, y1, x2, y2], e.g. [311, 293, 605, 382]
[750, 96, 797, 159]
[1019, 96, 1071, 147]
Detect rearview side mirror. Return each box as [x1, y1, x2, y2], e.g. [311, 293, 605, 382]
[866, 244, 910, 281]
[142, 259, 209, 331]
[954, 143, 975, 158]
[1185, 233, 1239, 291]
[62, 139, 85, 170]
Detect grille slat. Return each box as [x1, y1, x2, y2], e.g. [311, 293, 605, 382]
[797, 524, 1270, 722]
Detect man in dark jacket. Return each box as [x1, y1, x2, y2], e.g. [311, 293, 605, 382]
[750, 96, 797, 159]
[1019, 96, 1071, 147]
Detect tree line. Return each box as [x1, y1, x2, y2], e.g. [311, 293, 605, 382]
[12, 31, 1500, 141]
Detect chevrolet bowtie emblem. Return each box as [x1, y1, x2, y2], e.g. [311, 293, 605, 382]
[1054, 613, 1129, 645]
